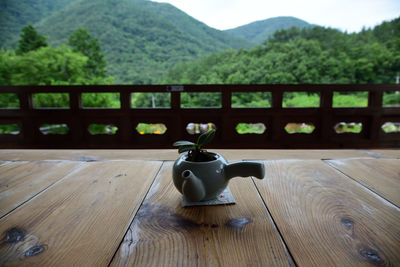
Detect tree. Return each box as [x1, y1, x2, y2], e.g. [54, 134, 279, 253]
[68, 28, 107, 79]
[10, 46, 88, 85]
[0, 50, 13, 85]
[16, 25, 48, 55]
[1, 46, 93, 86]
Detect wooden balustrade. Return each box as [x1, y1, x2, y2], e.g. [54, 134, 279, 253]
[0, 84, 399, 148]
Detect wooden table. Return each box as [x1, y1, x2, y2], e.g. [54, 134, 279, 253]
[0, 149, 399, 266]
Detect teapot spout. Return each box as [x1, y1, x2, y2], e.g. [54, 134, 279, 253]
[225, 161, 265, 180]
[181, 170, 206, 202]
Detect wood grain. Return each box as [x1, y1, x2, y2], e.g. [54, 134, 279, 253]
[254, 160, 400, 266]
[0, 149, 398, 162]
[110, 162, 293, 267]
[326, 159, 400, 207]
[0, 161, 80, 218]
[0, 160, 162, 266]
[256, 160, 400, 266]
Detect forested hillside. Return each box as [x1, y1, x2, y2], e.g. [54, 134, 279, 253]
[0, 0, 75, 48]
[1, 0, 253, 84]
[2, 0, 398, 86]
[163, 18, 400, 84]
[225, 16, 311, 44]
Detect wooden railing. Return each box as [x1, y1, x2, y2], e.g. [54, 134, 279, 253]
[0, 84, 399, 149]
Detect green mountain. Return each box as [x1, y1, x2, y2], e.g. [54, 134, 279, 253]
[225, 16, 312, 44]
[1, 0, 254, 84]
[0, 0, 75, 48]
[164, 18, 400, 84]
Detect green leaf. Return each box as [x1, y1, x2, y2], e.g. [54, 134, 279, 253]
[173, 140, 195, 146]
[178, 145, 196, 154]
[197, 129, 215, 147]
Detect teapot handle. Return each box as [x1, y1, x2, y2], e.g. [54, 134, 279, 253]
[225, 162, 265, 180]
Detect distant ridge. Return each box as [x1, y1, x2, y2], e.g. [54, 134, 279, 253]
[225, 16, 312, 44]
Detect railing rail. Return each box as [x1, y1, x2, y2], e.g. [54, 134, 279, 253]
[0, 84, 399, 149]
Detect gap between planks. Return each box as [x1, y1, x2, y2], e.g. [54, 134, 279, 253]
[252, 159, 400, 266]
[0, 161, 85, 220]
[0, 160, 163, 266]
[110, 162, 294, 267]
[107, 161, 165, 266]
[323, 159, 400, 209]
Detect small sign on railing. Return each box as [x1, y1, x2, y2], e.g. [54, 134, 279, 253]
[166, 85, 184, 92]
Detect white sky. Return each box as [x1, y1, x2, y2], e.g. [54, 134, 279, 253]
[151, 0, 400, 32]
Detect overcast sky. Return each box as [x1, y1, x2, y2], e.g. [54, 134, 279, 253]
[151, 0, 400, 32]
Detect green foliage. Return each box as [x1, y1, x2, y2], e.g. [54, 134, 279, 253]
[81, 93, 120, 108]
[135, 123, 167, 135]
[332, 92, 368, 107]
[16, 24, 48, 55]
[173, 129, 216, 162]
[68, 28, 107, 79]
[0, 124, 21, 135]
[285, 123, 315, 134]
[40, 124, 69, 135]
[0, 93, 20, 108]
[383, 91, 400, 106]
[334, 123, 362, 134]
[382, 122, 400, 133]
[181, 93, 221, 108]
[0, 46, 89, 85]
[1, 23, 115, 114]
[235, 123, 266, 134]
[88, 124, 118, 135]
[33, 93, 70, 108]
[283, 92, 320, 108]
[232, 92, 271, 108]
[131, 93, 170, 108]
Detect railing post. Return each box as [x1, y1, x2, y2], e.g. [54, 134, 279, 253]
[221, 89, 232, 142]
[171, 91, 180, 110]
[221, 89, 231, 110]
[120, 91, 132, 143]
[70, 91, 84, 146]
[170, 91, 182, 140]
[320, 90, 333, 142]
[19, 91, 35, 146]
[368, 89, 383, 143]
[272, 90, 283, 109]
[271, 90, 283, 141]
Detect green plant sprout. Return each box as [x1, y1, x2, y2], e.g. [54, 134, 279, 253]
[173, 129, 216, 162]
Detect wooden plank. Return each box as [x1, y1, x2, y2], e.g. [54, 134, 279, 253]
[0, 161, 80, 218]
[0, 160, 162, 266]
[110, 162, 293, 267]
[364, 149, 400, 159]
[0, 150, 179, 161]
[326, 159, 400, 207]
[254, 160, 400, 266]
[215, 149, 400, 161]
[0, 149, 398, 162]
